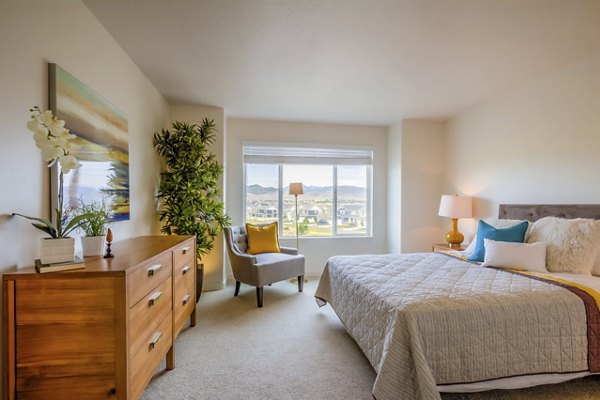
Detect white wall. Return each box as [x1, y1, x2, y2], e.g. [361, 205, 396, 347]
[0, 1, 169, 271]
[226, 118, 388, 276]
[444, 52, 600, 242]
[386, 122, 402, 253]
[386, 120, 446, 253]
[400, 120, 445, 252]
[169, 104, 227, 290]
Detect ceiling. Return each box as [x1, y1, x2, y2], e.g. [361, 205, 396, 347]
[84, 0, 600, 126]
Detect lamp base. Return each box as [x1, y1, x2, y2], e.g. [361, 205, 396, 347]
[445, 230, 464, 247]
[446, 218, 464, 247]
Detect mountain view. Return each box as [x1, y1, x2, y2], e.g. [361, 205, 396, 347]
[246, 184, 366, 200]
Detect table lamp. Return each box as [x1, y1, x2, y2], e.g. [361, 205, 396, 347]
[438, 194, 472, 247]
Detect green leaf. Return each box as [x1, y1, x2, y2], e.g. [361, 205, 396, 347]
[31, 222, 58, 238]
[12, 213, 58, 238]
[62, 212, 95, 238]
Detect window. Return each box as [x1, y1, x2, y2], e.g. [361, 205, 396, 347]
[244, 145, 372, 237]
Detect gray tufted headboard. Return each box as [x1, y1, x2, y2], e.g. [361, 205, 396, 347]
[499, 204, 600, 222]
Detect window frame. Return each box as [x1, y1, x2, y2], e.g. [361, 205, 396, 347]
[243, 160, 373, 239]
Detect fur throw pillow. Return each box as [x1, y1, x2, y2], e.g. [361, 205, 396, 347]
[527, 217, 600, 274]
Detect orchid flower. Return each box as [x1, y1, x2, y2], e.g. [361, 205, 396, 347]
[13, 107, 91, 238]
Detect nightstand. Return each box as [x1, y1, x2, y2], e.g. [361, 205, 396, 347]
[432, 243, 467, 253]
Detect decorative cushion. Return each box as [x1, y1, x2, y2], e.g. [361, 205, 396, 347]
[481, 238, 547, 273]
[463, 218, 531, 257]
[246, 222, 281, 255]
[467, 220, 529, 262]
[593, 223, 600, 275]
[527, 217, 600, 274]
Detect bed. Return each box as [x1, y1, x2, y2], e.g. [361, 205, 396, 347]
[315, 204, 600, 400]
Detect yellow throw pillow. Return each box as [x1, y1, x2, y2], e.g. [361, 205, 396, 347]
[246, 222, 281, 255]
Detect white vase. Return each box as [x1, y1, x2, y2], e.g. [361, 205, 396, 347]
[81, 236, 106, 257]
[40, 237, 75, 264]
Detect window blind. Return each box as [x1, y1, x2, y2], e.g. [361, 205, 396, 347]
[243, 144, 373, 165]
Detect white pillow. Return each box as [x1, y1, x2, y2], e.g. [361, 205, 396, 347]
[527, 217, 600, 275]
[481, 239, 547, 272]
[462, 218, 531, 257]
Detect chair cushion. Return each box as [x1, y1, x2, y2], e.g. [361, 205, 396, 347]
[246, 222, 281, 255]
[253, 253, 305, 287]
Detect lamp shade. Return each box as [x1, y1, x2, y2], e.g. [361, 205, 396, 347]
[438, 195, 472, 218]
[289, 182, 304, 195]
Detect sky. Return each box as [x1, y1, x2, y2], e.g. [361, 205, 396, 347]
[247, 164, 367, 187]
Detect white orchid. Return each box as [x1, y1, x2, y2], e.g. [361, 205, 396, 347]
[59, 154, 81, 174]
[26, 118, 48, 134]
[14, 107, 91, 238]
[26, 106, 80, 173]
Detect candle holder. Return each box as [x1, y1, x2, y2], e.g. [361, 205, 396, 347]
[103, 227, 114, 259]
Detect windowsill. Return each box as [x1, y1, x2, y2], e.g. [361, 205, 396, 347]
[279, 235, 373, 240]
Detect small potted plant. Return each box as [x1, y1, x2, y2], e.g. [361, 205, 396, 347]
[78, 201, 110, 257]
[13, 107, 91, 264]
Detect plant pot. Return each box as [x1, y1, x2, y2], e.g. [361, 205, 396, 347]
[40, 237, 75, 264]
[196, 262, 204, 303]
[81, 236, 106, 257]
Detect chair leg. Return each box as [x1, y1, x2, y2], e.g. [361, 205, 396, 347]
[256, 287, 263, 308]
[298, 275, 304, 292]
[234, 281, 241, 297]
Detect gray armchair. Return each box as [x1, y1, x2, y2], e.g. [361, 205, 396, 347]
[224, 225, 305, 307]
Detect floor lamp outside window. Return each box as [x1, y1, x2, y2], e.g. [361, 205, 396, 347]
[289, 182, 304, 250]
[288, 182, 305, 286]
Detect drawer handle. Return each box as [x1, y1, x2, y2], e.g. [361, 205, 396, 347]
[182, 294, 191, 305]
[147, 264, 162, 277]
[149, 331, 163, 351]
[182, 265, 190, 275]
[182, 246, 191, 255]
[148, 291, 162, 306]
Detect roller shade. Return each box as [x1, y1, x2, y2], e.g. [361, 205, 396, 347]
[243, 144, 373, 165]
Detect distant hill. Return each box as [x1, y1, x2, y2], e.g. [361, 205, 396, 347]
[246, 184, 365, 200]
[246, 184, 277, 195]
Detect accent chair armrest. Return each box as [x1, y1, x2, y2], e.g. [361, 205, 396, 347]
[232, 253, 257, 266]
[279, 247, 298, 255]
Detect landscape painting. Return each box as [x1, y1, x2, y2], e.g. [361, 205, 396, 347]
[49, 63, 130, 222]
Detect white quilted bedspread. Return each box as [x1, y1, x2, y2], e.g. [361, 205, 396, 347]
[315, 253, 588, 400]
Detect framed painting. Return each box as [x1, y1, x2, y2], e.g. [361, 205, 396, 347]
[48, 63, 130, 222]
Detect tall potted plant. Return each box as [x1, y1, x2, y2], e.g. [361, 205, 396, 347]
[153, 119, 230, 300]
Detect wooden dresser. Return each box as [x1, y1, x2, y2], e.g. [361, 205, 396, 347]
[2, 235, 196, 400]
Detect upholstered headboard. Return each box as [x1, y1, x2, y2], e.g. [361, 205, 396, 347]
[499, 204, 600, 222]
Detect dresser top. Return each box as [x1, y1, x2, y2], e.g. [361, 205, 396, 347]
[3, 235, 195, 279]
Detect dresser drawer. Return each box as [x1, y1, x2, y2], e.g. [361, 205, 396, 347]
[173, 240, 195, 272]
[173, 257, 195, 290]
[127, 252, 172, 308]
[174, 277, 195, 336]
[130, 314, 173, 400]
[129, 276, 172, 358]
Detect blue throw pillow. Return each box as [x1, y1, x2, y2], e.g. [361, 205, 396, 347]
[467, 220, 529, 262]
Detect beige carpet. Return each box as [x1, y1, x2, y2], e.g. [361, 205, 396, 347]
[141, 280, 600, 400]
